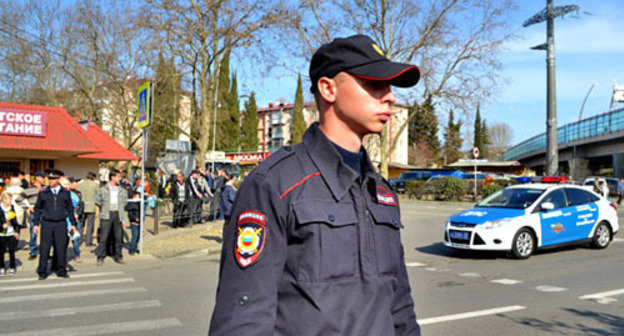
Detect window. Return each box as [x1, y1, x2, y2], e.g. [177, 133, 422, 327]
[564, 188, 596, 206]
[540, 189, 567, 210]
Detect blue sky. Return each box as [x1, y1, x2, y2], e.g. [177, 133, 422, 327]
[247, 0, 624, 147]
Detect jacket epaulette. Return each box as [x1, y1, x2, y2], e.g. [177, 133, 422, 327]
[254, 145, 298, 174]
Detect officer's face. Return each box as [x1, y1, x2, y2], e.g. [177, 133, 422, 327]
[49, 177, 59, 187]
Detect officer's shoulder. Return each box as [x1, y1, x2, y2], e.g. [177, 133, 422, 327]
[252, 144, 301, 175]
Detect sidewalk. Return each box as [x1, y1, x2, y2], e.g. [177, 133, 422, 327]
[10, 215, 225, 274]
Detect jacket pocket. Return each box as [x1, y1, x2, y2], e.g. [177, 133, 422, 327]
[368, 205, 403, 276]
[293, 200, 358, 281]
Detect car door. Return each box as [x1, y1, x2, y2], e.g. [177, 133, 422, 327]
[538, 188, 576, 246]
[564, 188, 600, 241]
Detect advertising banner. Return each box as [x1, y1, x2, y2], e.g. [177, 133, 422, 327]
[0, 109, 47, 137]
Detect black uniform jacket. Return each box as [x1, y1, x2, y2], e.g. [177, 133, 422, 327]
[209, 123, 420, 336]
[169, 179, 191, 203]
[33, 187, 77, 227]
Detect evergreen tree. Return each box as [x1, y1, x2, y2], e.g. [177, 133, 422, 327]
[151, 54, 180, 155]
[290, 74, 307, 145]
[215, 51, 231, 150]
[240, 91, 259, 151]
[443, 110, 463, 164]
[473, 105, 483, 154]
[408, 97, 440, 162]
[222, 73, 240, 151]
[481, 119, 490, 159]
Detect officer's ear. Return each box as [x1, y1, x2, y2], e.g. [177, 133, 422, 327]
[317, 76, 337, 104]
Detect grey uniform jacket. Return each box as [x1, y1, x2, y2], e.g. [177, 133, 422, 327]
[209, 123, 420, 336]
[95, 184, 127, 222]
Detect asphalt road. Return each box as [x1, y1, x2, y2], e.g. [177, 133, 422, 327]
[1, 200, 623, 336]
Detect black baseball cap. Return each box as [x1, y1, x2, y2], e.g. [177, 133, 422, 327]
[34, 171, 45, 178]
[309, 35, 420, 93]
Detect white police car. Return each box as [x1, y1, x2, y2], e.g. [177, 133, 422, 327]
[443, 184, 619, 259]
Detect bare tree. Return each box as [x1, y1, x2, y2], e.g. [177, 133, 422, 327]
[141, 0, 287, 168]
[488, 122, 512, 160]
[281, 0, 515, 177]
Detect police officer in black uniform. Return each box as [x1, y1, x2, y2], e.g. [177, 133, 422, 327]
[33, 169, 77, 280]
[209, 35, 421, 336]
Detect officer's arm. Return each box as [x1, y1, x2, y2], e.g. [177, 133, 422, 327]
[392, 245, 421, 336]
[33, 191, 44, 226]
[208, 174, 287, 336]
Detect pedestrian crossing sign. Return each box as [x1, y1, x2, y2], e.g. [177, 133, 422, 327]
[137, 82, 152, 129]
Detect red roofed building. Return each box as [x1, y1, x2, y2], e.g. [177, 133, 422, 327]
[0, 102, 137, 182]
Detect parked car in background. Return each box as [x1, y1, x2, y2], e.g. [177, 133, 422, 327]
[583, 177, 618, 196]
[389, 169, 463, 193]
[461, 172, 489, 180]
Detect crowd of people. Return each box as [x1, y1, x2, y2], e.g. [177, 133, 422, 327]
[0, 165, 238, 277]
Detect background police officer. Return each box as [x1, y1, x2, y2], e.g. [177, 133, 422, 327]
[209, 35, 421, 336]
[33, 169, 77, 279]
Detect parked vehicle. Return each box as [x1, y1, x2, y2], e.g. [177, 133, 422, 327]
[443, 184, 619, 259]
[583, 177, 618, 196]
[389, 169, 462, 193]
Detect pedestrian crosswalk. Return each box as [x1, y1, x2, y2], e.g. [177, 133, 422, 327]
[0, 271, 182, 335]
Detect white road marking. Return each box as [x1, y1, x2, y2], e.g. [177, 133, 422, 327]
[0, 318, 182, 336]
[425, 267, 437, 271]
[535, 285, 567, 292]
[0, 278, 134, 292]
[0, 287, 147, 304]
[0, 271, 125, 284]
[613, 237, 624, 243]
[418, 305, 526, 325]
[458, 272, 481, 278]
[490, 279, 523, 285]
[405, 262, 426, 267]
[0, 300, 161, 321]
[580, 288, 624, 304]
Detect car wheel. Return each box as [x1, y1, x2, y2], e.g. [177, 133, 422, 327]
[591, 222, 611, 249]
[511, 228, 535, 260]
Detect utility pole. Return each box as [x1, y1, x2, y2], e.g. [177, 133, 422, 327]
[523, 0, 579, 176]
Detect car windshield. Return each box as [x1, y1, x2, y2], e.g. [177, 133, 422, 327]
[477, 188, 545, 209]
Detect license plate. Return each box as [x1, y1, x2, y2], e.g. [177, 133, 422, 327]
[449, 230, 470, 240]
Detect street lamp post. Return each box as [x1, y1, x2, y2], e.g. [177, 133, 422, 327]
[211, 66, 221, 173]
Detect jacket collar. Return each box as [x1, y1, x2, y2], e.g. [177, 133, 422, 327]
[303, 122, 377, 201]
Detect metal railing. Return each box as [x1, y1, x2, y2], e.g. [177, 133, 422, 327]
[503, 107, 624, 160]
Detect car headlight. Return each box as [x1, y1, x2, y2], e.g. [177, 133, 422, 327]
[481, 218, 512, 230]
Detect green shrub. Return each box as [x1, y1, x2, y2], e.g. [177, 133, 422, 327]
[405, 181, 431, 199]
[482, 184, 502, 197]
[431, 177, 466, 200]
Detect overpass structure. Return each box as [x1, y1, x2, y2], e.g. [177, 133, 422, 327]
[502, 107, 624, 179]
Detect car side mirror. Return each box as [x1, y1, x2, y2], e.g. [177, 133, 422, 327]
[540, 202, 555, 211]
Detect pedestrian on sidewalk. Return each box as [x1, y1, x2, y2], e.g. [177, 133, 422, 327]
[209, 35, 421, 335]
[188, 170, 205, 224]
[20, 171, 45, 260]
[77, 172, 98, 247]
[67, 177, 84, 262]
[208, 169, 225, 221]
[0, 192, 20, 276]
[33, 169, 77, 279]
[124, 191, 141, 255]
[170, 171, 190, 228]
[219, 174, 237, 222]
[94, 169, 127, 266]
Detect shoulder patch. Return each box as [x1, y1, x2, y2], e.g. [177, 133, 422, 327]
[235, 211, 267, 268]
[376, 185, 397, 207]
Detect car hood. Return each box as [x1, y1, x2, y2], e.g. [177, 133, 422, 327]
[448, 206, 526, 225]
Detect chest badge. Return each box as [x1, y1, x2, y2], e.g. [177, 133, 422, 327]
[235, 211, 267, 268]
[376, 186, 397, 207]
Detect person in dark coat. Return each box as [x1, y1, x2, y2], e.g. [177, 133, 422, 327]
[0, 192, 20, 276]
[169, 171, 191, 228]
[208, 35, 421, 335]
[33, 169, 77, 279]
[208, 169, 225, 221]
[124, 191, 141, 254]
[218, 175, 237, 222]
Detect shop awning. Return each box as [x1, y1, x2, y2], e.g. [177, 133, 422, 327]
[77, 122, 137, 161]
[0, 103, 97, 153]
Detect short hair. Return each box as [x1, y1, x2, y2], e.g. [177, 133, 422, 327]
[109, 169, 121, 180]
[1, 191, 12, 202]
[18, 170, 25, 175]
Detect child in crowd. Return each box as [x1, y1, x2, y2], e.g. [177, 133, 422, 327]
[124, 191, 141, 255]
[0, 192, 20, 276]
[219, 175, 237, 222]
